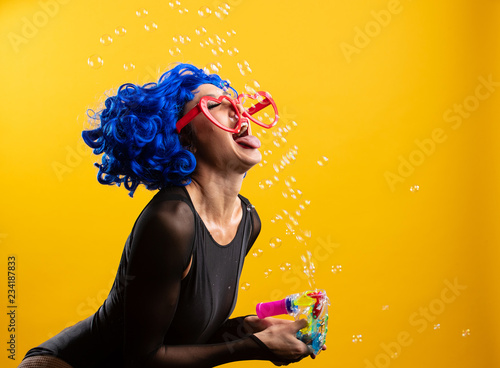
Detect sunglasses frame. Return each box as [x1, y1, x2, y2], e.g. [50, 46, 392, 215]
[176, 91, 278, 134]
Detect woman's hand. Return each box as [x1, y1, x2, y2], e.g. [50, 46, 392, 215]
[253, 319, 313, 364]
[243, 315, 294, 334]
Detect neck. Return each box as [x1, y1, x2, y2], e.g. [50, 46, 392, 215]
[185, 167, 245, 225]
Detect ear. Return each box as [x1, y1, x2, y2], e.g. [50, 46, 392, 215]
[178, 124, 196, 152]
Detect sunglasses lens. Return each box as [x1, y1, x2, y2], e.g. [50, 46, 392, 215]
[204, 98, 241, 131]
[241, 94, 277, 127]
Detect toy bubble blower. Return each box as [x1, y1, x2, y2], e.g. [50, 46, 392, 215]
[256, 290, 329, 354]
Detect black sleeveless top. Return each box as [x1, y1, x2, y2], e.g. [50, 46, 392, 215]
[23, 186, 261, 367]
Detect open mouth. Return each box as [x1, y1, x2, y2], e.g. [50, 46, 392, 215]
[233, 121, 260, 149]
[232, 121, 261, 149]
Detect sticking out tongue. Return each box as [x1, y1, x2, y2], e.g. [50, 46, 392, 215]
[234, 135, 261, 149]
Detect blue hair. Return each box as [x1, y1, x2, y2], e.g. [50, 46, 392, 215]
[82, 63, 233, 197]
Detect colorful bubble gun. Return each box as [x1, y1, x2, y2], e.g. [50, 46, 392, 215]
[256, 290, 329, 355]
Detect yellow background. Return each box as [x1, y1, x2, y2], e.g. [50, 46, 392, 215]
[1, 0, 499, 367]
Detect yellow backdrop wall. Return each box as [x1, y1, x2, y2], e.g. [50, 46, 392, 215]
[1, 0, 499, 367]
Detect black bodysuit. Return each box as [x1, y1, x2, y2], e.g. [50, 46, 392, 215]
[22, 186, 263, 367]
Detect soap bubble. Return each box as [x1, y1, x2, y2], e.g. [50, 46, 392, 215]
[99, 34, 113, 46]
[179, 8, 188, 14]
[433, 323, 441, 330]
[317, 156, 329, 166]
[237, 60, 252, 76]
[382, 305, 390, 311]
[269, 237, 282, 249]
[252, 248, 264, 257]
[352, 334, 363, 343]
[285, 223, 295, 235]
[284, 176, 297, 187]
[226, 29, 237, 37]
[258, 178, 273, 190]
[205, 63, 219, 73]
[136, 8, 148, 17]
[279, 262, 292, 271]
[461, 329, 471, 337]
[174, 34, 191, 44]
[195, 26, 207, 35]
[410, 185, 420, 192]
[264, 268, 272, 278]
[331, 265, 342, 273]
[87, 55, 104, 69]
[240, 282, 251, 290]
[144, 22, 158, 31]
[169, 47, 181, 56]
[123, 63, 135, 71]
[227, 47, 239, 56]
[114, 26, 127, 36]
[198, 6, 211, 17]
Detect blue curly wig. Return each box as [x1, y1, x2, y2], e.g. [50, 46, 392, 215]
[82, 63, 234, 197]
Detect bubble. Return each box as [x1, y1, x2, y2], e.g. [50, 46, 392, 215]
[317, 156, 329, 166]
[269, 237, 282, 249]
[237, 60, 252, 75]
[461, 329, 471, 337]
[226, 29, 237, 37]
[279, 262, 292, 271]
[114, 26, 127, 36]
[99, 34, 113, 46]
[246, 204, 255, 212]
[123, 63, 135, 71]
[195, 26, 207, 36]
[331, 265, 342, 273]
[198, 6, 211, 17]
[289, 188, 302, 200]
[264, 268, 272, 278]
[136, 8, 148, 17]
[87, 55, 104, 69]
[240, 282, 251, 290]
[270, 214, 283, 224]
[410, 185, 420, 192]
[179, 8, 188, 14]
[301, 229, 312, 238]
[173, 34, 191, 44]
[252, 248, 264, 257]
[211, 48, 219, 56]
[352, 334, 363, 343]
[205, 63, 219, 73]
[169, 47, 181, 56]
[227, 47, 239, 56]
[258, 160, 268, 168]
[285, 223, 295, 236]
[433, 323, 441, 330]
[382, 305, 390, 311]
[295, 235, 306, 243]
[258, 178, 273, 190]
[215, 6, 229, 19]
[144, 22, 158, 31]
[284, 176, 296, 187]
[169, 1, 175, 7]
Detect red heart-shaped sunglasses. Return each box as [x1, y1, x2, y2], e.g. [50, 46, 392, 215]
[176, 91, 279, 134]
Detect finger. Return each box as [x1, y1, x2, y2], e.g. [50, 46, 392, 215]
[292, 318, 308, 332]
[322, 345, 327, 350]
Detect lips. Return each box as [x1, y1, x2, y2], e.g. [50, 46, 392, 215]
[232, 121, 261, 149]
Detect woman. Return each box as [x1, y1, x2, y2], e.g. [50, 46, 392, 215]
[19, 64, 321, 368]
